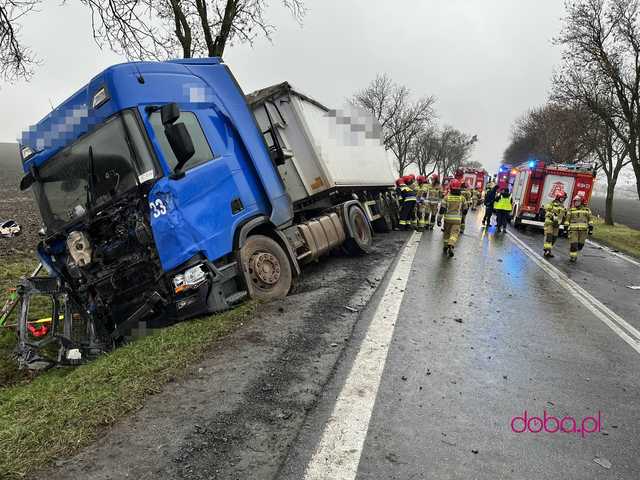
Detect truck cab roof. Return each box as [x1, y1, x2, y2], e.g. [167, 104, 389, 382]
[20, 58, 225, 172]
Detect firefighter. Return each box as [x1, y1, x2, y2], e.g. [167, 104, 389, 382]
[398, 175, 417, 230]
[425, 174, 443, 230]
[542, 192, 567, 258]
[471, 187, 481, 212]
[493, 188, 513, 233]
[416, 175, 429, 230]
[564, 195, 594, 263]
[460, 183, 472, 233]
[438, 178, 466, 257]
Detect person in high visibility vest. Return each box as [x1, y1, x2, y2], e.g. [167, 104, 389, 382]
[493, 188, 513, 233]
[438, 178, 466, 257]
[416, 175, 429, 230]
[398, 175, 417, 230]
[542, 192, 567, 258]
[564, 195, 594, 263]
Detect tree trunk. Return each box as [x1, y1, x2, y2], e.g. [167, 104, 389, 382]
[604, 179, 616, 225]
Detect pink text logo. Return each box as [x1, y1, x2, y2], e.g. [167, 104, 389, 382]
[511, 410, 602, 438]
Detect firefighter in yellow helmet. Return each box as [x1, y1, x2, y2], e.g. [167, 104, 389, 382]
[542, 191, 568, 258]
[564, 195, 594, 263]
[438, 178, 466, 257]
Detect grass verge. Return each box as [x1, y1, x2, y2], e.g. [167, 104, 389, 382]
[591, 218, 640, 259]
[0, 253, 254, 479]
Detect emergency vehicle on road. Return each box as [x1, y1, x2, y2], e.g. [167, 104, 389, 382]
[509, 161, 596, 229]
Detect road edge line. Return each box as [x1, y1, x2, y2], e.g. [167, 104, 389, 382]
[506, 231, 640, 354]
[585, 238, 640, 267]
[302, 231, 422, 480]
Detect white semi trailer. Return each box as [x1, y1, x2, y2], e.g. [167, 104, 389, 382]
[247, 82, 398, 233]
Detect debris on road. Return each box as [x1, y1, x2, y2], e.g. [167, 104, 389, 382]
[626, 285, 640, 290]
[344, 306, 359, 313]
[593, 457, 612, 469]
[453, 317, 463, 323]
[471, 449, 479, 454]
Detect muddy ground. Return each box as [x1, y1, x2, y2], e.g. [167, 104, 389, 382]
[32, 231, 408, 480]
[0, 170, 40, 259]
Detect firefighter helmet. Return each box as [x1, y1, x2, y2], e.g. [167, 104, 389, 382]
[408, 174, 416, 182]
[449, 179, 462, 190]
[431, 174, 440, 183]
[402, 175, 413, 184]
[395, 178, 404, 187]
[417, 175, 427, 184]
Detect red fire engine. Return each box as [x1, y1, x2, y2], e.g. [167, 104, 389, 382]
[455, 168, 489, 191]
[509, 161, 596, 228]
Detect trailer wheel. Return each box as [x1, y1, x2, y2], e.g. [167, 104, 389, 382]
[344, 205, 373, 255]
[372, 197, 393, 233]
[239, 235, 292, 301]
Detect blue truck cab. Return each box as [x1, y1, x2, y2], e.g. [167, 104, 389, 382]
[19, 58, 308, 336]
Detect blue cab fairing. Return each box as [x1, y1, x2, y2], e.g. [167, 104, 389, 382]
[21, 58, 293, 272]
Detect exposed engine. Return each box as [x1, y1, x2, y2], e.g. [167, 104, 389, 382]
[49, 193, 168, 336]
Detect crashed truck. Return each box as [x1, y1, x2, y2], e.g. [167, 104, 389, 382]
[12, 59, 397, 369]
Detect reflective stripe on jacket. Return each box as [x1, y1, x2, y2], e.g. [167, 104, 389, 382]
[544, 201, 566, 226]
[443, 194, 464, 222]
[494, 195, 513, 212]
[401, 185, 417, 202]
[426, 184, 443, 204]
[565, 206, 593, 231]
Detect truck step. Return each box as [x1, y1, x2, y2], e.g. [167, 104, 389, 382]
[226, 291, 248, 305]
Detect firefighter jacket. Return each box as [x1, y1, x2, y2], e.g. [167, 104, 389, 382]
[417, 184, 429, 202]
[472, 189, 481, 201]
[494, 194, 513, 212]
[565, 206, 593, 231]
[400, 185, 417, 202]
[440, 193, 465, 223]
[544, 201, 566, 226]
[426, 184, 443, 204]
[462, 190, 472, 209]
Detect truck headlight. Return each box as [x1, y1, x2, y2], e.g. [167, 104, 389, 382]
[173, 264, 207, 294]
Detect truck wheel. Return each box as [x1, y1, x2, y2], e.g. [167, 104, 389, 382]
[372, 197, 393, 233]
[344, 205, 373, 255]
[239, 235, 292, 301]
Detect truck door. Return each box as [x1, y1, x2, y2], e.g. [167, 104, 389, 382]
[142, 107, 268, 271]
[541, 174, 575, 209]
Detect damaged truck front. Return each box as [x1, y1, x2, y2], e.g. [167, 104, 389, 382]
[15, 58, 395, 368]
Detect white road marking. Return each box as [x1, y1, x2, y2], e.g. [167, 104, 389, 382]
[507, 231, 640, 354]
[303, 231, 422, 480]
[586, 239, 640, 267]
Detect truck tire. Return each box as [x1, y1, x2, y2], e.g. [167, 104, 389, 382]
[372, 197, 393, 233]
[239, 235, 292, 301]
[344, 205, 373, 255]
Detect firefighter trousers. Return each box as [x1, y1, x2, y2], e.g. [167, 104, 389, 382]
[543, 224, 560, 251]
[443, 221, 461, 247]
[568, 229, 588, 259]
[399, 200, 416, 228]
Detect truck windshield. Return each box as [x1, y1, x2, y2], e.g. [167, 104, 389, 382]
[32, 111, 155, 231]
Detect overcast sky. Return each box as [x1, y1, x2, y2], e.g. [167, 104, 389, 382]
[0, 0, 565, 173]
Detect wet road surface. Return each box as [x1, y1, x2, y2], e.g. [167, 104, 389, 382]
[280, 210, 640, 479]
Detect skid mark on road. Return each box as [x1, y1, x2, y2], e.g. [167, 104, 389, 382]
[507, 231, 640, 354]
[302, 231, 422, 480]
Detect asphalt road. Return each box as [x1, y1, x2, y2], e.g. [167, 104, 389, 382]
[590, 195, 640, 229]
[280, 210, 640, 479]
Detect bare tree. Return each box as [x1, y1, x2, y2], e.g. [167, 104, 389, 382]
[553, 0, 640, 199]
[78, 0, 306, 60]
[0, 0, 40, 81]
[351, 74, 436, 175]
[436, 127, 477, 177]
[506, 104, 592, 166]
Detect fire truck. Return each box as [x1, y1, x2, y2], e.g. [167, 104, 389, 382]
[496, 164, 517, 191]
[455, 168, 489, 191]
[510, 161, 596, 229]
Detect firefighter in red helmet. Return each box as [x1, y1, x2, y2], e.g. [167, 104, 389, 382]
[438, 178, 467, 257]
[564, 194, 594, 262]
[424, 174, 443, 230]
[398, 175, 417, 230]
[542, 191, 568, 258]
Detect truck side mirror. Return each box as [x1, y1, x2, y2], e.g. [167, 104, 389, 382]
[160, 103, 195, 178]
